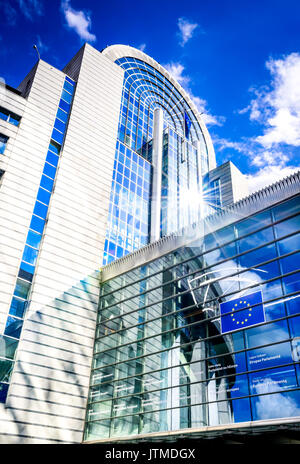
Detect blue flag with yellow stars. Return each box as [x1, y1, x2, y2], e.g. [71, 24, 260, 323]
[220, 291, 265, 334]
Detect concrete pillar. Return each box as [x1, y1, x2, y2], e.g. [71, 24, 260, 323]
[150, 107, 164, 242]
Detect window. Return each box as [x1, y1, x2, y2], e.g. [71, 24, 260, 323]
[0, 76, 76, 405]
[0, 107, 21, 126]
[211, 178, 222, 208]
[0, 134, 8, 154]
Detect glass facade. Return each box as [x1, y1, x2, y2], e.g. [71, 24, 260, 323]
[0, 133, 8, 155]
[103, 56, 210, 265]
[0, 76, 75, 403]
[84, 194, 300, 441]
[0, 106, 21, 126]
[161, 128, 201, 236]
[103, 141, 151, 264]
[202, 175, 222, 215]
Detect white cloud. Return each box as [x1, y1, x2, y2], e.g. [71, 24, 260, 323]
[138, 43, 146, 52]
[253, 375, 300, 420]
[212, 137, 247, 154]
[18, 0, 43, 20]
[244, 53, 300, 148]
[247, 164, 299, 193]
[164, 62, 190, 87]
[164, 62, 223, 126]
[192, 96, 224, 126]
[36, 35, 49, 55]
[0, 77, 6, 106]
[215, 135, 299, 192]
[177, 17, 198, 47]
[61, 0, 96, 43]
[2, 2, 17, 25]
[216, 53, 300, 192]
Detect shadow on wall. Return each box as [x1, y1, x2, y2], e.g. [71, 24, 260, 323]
[0, 269, 100, 444]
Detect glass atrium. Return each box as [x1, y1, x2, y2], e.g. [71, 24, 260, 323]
[85, 194, 300, 441]
[103, 57, 210, 265]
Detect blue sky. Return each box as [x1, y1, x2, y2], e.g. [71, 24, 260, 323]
[1, 0, 300, 191]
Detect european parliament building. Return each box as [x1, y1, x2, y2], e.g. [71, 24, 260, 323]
[0, 43, 299, 444]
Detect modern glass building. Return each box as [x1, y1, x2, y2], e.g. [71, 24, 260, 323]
[101, 49, 216, 265]
[84, 181, 300, 442]
[0, 42, 298, 444]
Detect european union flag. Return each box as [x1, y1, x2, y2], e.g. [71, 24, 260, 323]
[220, 291, 265, 334]
[184, 111, 191, 139]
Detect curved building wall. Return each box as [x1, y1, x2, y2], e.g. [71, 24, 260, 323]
[84, 185, 300, 443]
[102, 45, 216, 265]
[102, 44, 216, 171]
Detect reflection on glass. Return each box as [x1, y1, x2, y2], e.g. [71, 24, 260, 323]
[236, 210, 271, 238]
[85, 195, 300, 441]
[249, 366, 298, 396]
[251, 390, 300, 421]
[272, 198, 300, 221]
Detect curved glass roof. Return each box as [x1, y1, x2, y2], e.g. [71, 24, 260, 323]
[115, 57, 207, 149]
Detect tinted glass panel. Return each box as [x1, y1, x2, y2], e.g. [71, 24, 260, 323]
[274, 215, 300, 239]
[282, 272, 300, 295]
[247, 341, 293, 371]
[56, 107, 68, 123]
[33, 201, 48, 219]
[280, 252, 300, 274]
[251, 390, 300, 421]
[0, 335, 18, 360]
[0, 134, 8, 154]
[40, 175, 54, 192]
[37, 187, 51, 205]
[239, 243, 277, 268]
[43, 162, 56, 179]
[0, 383, 9, 403]
[245, 320, 289, 349]
[9, 297, 27, 318]
[4, 317, 23, 339]
[0, 110, 8, 121]
[272, 197, 300, 221]
[54, 118, 66, 133]
[9, 115, 20, 126]
[236, 210, 271, 237]
[0, 359, 13, 382]
[51, 128, 64, 145]
[65, 75, 74, 84]
[204, 226, 235, 250]
[18, 261, 34, 282]
[13, 279, 31, 299]
[49, 141, 60, 155]
[26, 230, 42, 249]
[46, 151, 59, 167]
[288, 315, 300, 338]
[277, 233, 300, 255]
[29, 215, 45, 234]
[63, 80, 74, 94]
[59, 98, 70, 112]
[61, 89, 72, 104]
[238, 227, 274, 253]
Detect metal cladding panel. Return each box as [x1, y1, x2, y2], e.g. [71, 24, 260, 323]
[0, 61, 64, 332]
[0, 61, 66, 442]
[0, 46, 124, 443]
